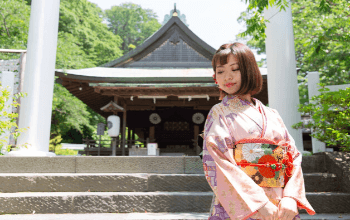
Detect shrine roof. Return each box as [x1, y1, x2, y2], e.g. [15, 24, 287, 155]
[55, 67, 267, 84]
[101, 16, 215, 68]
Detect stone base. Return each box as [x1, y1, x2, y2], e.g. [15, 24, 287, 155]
[7, 150, 56, 157]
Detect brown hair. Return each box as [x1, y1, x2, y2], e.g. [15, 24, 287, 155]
[212, 42, 263, 100]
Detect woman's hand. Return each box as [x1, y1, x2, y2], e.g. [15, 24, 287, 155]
[278, 197, 298, 220]
[258, 201, 278, 220]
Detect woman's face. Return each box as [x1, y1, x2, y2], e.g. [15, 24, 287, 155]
[215, 54, 241, 95]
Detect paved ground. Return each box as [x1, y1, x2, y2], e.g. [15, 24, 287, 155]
[0, 213, 349, 220]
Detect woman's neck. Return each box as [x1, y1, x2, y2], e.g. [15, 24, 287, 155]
[237, 94, 254, 105]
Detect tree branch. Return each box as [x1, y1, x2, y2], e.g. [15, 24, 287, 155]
[0, 12, 11, 38]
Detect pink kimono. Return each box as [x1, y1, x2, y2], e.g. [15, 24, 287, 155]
[202, 94, 315, 220]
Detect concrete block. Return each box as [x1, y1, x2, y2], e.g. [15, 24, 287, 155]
[147, 174, 211, 192]
[0, 173, 149, 193]
[0, 192, 213, 214]
[301, 155, 326, 173]
[0, 157, 76, 173]
[0, 192, 73, 214]
[76, 156, 185, 174]
[304, 173, 340, 192]
[302, 192, 350, 213]
[71, 192, 213, 213]
[184, 156, 204, 174]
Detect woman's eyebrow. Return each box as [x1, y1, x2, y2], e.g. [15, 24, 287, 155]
[216, 63, 238, 68]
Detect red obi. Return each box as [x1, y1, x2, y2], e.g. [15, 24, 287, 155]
[234, 138, 294, 187]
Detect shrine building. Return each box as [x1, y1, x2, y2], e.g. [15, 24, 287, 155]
[55, 8, 270, 156]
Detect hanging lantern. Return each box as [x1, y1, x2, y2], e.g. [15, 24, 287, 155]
[149, 113, 161, 124]
[107, 115, 120, 137]
[192, 112, 205, 124]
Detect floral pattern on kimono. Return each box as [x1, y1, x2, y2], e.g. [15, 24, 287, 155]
[202, 95, 315, 220]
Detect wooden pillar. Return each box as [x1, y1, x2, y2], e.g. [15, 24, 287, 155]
[132, 129, 135, 145]
[194, 125, 200, 155]
[128, 127, 132, 148]
[149, 126, 155, 142]
[121, 102, 127, 156]
[116, 136, 120, 155]
[111, 137, 117, 156]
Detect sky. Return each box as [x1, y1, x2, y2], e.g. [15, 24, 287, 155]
[87, 0, 266, 61]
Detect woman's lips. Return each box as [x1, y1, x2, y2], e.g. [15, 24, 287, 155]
[225, 83, 235, 88]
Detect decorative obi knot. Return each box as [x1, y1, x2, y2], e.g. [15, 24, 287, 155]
[234, 141, 294, 187]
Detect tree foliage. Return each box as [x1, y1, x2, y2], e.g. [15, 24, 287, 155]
[237, 0, 350, 104]
[0, 85, 27, 154]
[292, 86, 350, 151]
[57, 0, 123, 69]
[0, 0, 30, 59]
[104, 3, 161, 53]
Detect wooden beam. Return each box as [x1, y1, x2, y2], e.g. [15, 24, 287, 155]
[149, 126, 155, 141]
[99, 87, 219, 96]
[194, 125, 200, 155]
[126, 106, 156, 111]
[121, 102, 127, 156]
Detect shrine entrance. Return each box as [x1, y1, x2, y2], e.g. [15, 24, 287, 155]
[155, 107, 195, 154]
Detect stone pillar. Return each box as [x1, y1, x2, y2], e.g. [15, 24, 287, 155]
[0, 71, 15, 155]
[8, 0, 60, 156]
[264, 3, 307, 154]
[307, 72, 326, 153]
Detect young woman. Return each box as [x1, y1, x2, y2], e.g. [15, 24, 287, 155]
[202, 43, 315, 220]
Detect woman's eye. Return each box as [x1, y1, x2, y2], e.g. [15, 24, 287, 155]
[217, 71, 223, 74]
[232, 69, 240, 72]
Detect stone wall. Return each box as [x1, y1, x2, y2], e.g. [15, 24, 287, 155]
[0, 59, 22, 149]
[323, 151, 350, 192]
[0, 59, 21, 96]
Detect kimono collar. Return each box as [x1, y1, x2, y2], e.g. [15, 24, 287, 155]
[222, 94, 258, 108]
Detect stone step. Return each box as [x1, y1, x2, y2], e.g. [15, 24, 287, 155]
[0, 192, 213, 214]
[0, 173, 339, 193]
[0, 155, 325, 174]
[0, 192, 349, 214]
[302, 154, 326, 173]
[304, 173, 340, 192]
[302, 192, 350, 214]
[0, 213, 349, 220]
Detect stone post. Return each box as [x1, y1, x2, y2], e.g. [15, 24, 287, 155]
[8, 0, 60, 156]
[307, 72, 326, 153]
[0, 71, 15, 155]
[264, 3, 308, 154]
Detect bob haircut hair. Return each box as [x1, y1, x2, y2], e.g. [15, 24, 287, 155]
[212, 42, 263, 100]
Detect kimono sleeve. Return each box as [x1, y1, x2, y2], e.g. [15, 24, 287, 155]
[202, 105, 270, 220]
[272, 109, 316, 215]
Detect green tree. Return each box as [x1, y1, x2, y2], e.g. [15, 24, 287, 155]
[237, 0, 350, 104]
[51, 83, 106, 145]
[0, 0, 30, 59]
[292, 86, 350, 151]
[57, 0, 123, 69]
[104, 3, 161, 53]
[0, 85, 27, 154]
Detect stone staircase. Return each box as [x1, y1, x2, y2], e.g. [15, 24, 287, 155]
[0, 154, 349, 219]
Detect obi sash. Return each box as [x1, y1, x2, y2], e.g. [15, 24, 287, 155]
[234, 140, 294, 187]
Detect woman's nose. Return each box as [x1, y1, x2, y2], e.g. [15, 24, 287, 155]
[225, 76, 233, 82]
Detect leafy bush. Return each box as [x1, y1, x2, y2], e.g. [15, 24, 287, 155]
[0, 85, 27, 154]
[292, 84, 350, 151]
[49, 135, 78, 155]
